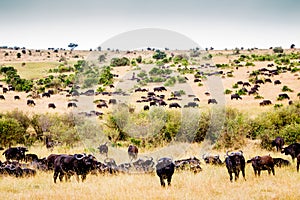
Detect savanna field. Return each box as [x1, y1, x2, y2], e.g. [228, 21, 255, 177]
[0, 47, 300, 199]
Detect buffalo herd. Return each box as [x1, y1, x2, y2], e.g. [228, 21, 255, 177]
[1, 138, 300, 186]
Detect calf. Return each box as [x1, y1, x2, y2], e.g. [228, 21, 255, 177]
[273, 158, 290, 168]
[128, 145, 138, 161]
[271, 137, 284, 152]
[156, 157, 175, 187]
[247, 155, 275, 176]
[97, 143, 108, 157]
[202, 154, 223, 165]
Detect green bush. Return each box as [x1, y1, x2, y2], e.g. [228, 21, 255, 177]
[282, 85, 294, 92]
[0, 117, 27, 147]
[273, 47, 284, 53]
[110, 57, 130, 66]
[245, 62, 255, 66]
[224, 89, 232, 94]
[152, 50, 167, 60]
[232, 84, 238, 89]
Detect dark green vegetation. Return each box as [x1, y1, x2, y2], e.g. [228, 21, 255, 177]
[1, 102, 299, 150]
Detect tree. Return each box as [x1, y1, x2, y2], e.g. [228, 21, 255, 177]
[17, 52, 21, 58]
[68, 43, 78, 51]
[98, 54, 106, 63]
[291, 44, 296, 49]
[152, 50, 167, 60]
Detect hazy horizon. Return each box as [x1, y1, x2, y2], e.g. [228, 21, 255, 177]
[0, 0, 299, 50]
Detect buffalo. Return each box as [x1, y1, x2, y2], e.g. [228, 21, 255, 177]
[259, 100, 272, 106]
[144, 105, 150, 111]
[202, 154, 223, 165]
[27, 99, 36, 106]
[42, 92, 51, 98]
[278, 93, 290, 100]
[67, 102, 77, 108]
[169, 102, 181, 108]
[208, 99, 217, 104]
[25, 153, 39, 163]
[156, 157, 175, 187]
[231, 94, 242, 100]
[97, 142, 108, 157]
[271, 137, 284, 152]
[174, 157, 202, 173]
[0, 95, 5, 100]
[14, 95, 20, 100]
[274, 80, 281, 85]
[2, 147, 28, 162]
[48, 103, 56, 109]
[273, 158, 291, 168]
[225, 151, 246, 182]
[128, 145, 138, 161]
[247, 155, 275, 176]
[281, 143, 300, 161]
[53, 154, 97, 183]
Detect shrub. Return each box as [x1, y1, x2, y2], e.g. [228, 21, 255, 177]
[224, 89, 232, 94]
[16, 52, 21, 58]
[110, 57, 130, 66]
[136, 55, 142, 63]
[273, 47, 284, 53]
[0, 117, 27, 147]
[232, 84, 238, 89]
[254, 95, 263, 99]
[152, 50, 166, 60]
[245, 62, 255, 66]
[282, 85, 294, 92]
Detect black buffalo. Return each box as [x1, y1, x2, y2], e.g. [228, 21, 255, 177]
[67, 102, 77, 108]
[247, 155, 275, 176]
[14, 95, 20, 100]
[273, 158, 291, 168]
[48, 103, 56, 109]
[25, 153, 39, 163]
[97, 142, 108, 157]
[274, 80, 281, 85]
[174, 157, 202, 173]
[169, 102, 181, 108]
[2, 147, 28, 162]
[231, 94, 242, 100]
[42, 92, 51, 98]
[53, 154, 97, 183]
[156, 157, 175, 187]
[225, 151, 246, 182]
[271, 137, 284, 152]
[27, 99, 36, 106]
[0, 95, 5, 100]
[281, 143, 300, 161]
[128, 145, 138, 160]
[154, 86, 167, 92]
[208, 99, 217, 104]
[259, 100, 272, 106]
[144, 105, 150, 111]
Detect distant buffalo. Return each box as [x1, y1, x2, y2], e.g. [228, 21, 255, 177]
[231, 94, 242, 100]
[169, 102, 181, 108]
[48, 103, 56, 109]
[27, 99, 36, 106]
[208, 99, 217, 104]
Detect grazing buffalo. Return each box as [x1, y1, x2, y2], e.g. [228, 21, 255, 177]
[27, 99, 36, 106]
[265, 78, 272, 83]
[247, 155, 275, 176]
[231, 94, 242, 100]
[108, 99, 117, 104]
[48, 103, 56, 109]
[53, 154, 98, 183]
[225, 151, 246, 182]
[48, 90, 54, 95]
[174, 157, 202, 173]
[0, 95, 5, 100]
[288, 100, 293, 105]
[243, 82, 251, 87]
[271, 137, 284, 152]
[202, 154, 223, 165]
[208, 99, 217, 104]
[193, 97, 200, 102]
[274, 80, 281, 85]
[25, 153, 39, 163]
[236, 81, 243, 85]
[97, 143, 108, 157]
[67, 102, 77, 108]
[156, 157, 175, 187]
[132, 157, 155, 173]
[2, 147, 28, 162]
[259, 100, 272, 106]
[46, 154, 63, 170]
[281, 143, 300, 161]
[169, 102, 181, 108]
[273, 158, 291, 168]
[154, 86, 167, 92]
[97, 103, 108, 108]
[143, 105, 150, 111]
[297, 154, 300, 172]
[184, 102, 198, 108]
[278, 93, 290, 100]
[255, 79, 264, 84]
[42, 92, 51, 98]
[14, 95, 20, 100]
[128, 145, 138, 161]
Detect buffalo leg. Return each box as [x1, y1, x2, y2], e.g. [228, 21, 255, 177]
[258, 170, 261, 176]
[297, 162, 299, 172]
[229, 172, 233, 182]
[53, 171, 59, 183]
[160, 177, 165, 187]
[271, 167, 275, 176]
[167, 176, 172, 186]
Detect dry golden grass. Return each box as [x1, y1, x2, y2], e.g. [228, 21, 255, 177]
[1, 142, 300, 200]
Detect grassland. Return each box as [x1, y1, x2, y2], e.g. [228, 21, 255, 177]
[0, 142, 300, 200]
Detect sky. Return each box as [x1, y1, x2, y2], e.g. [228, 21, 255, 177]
[0, 0, 299, 50]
